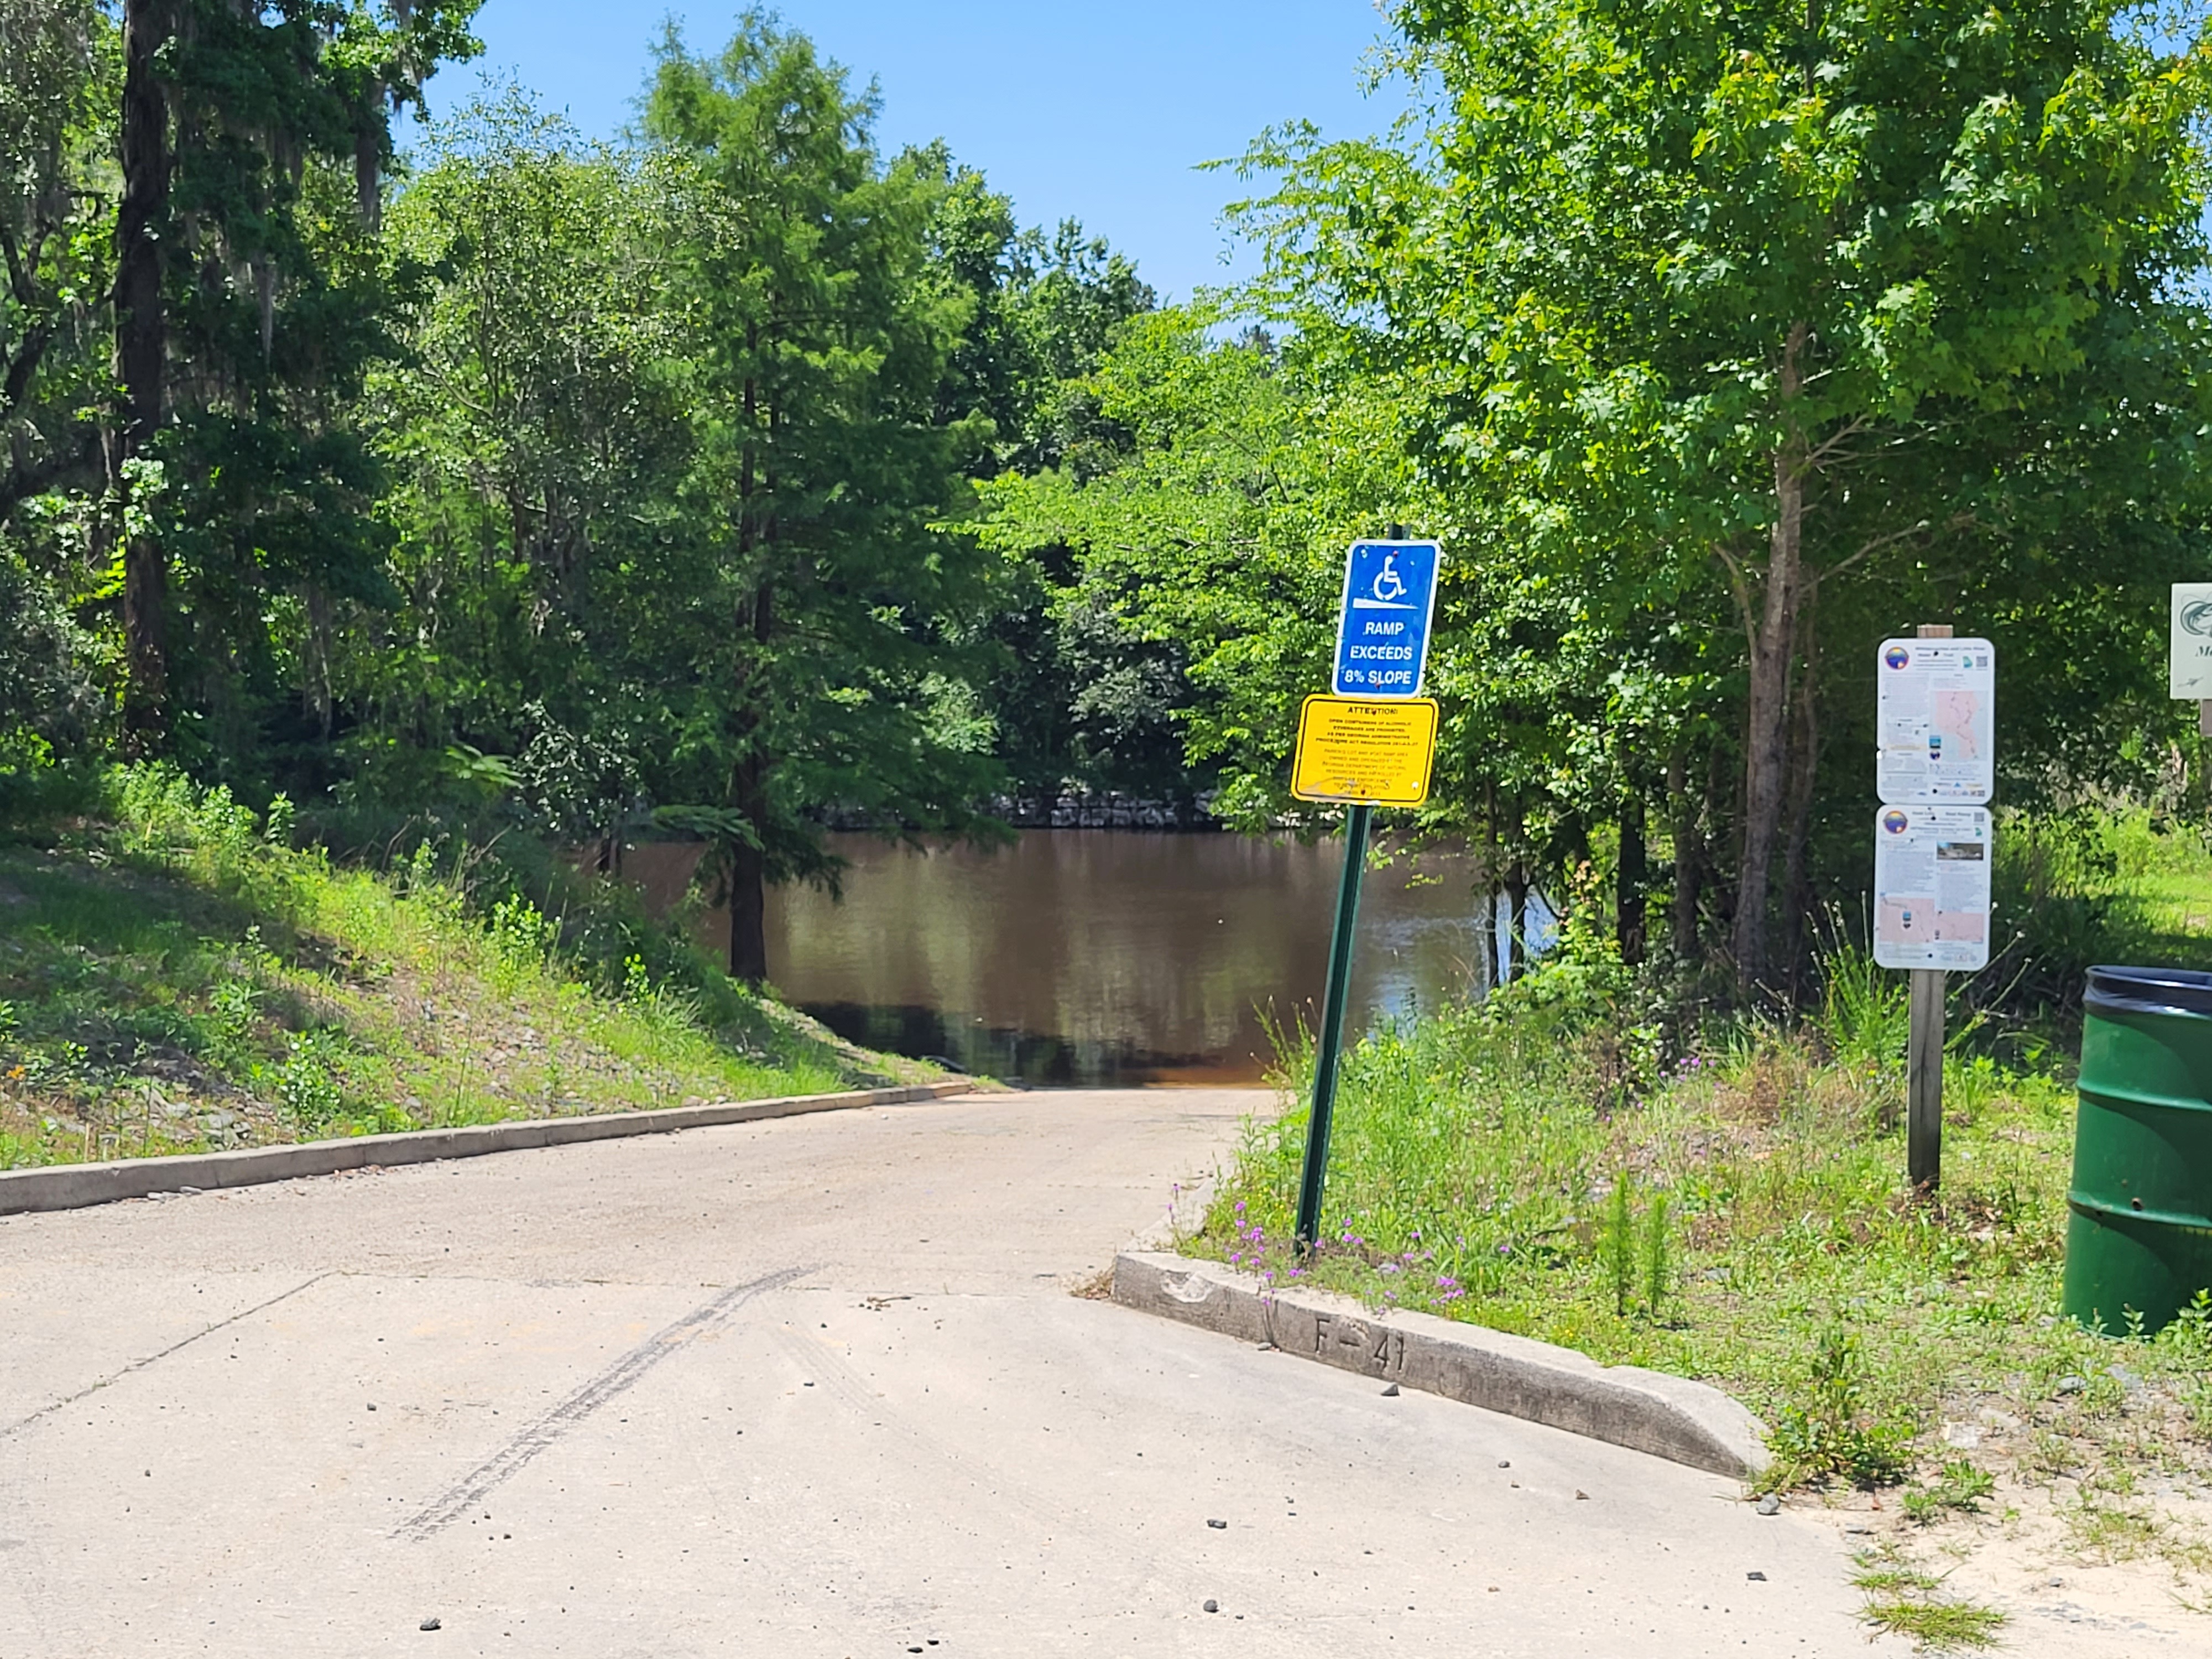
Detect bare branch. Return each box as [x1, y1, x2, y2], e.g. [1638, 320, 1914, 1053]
[2, 318, 56, 419]
[1806, 415, 1870, 469]
[0, 429, 102, 522]
[1712, 541, 1757, 645]
[1818, 512, 1976, 583]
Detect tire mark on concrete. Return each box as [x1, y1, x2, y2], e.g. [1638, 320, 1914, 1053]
[394, 1263, 808, 1541]
[761, 1319, 1217, 1609]
[0, 1272, 334, 1443]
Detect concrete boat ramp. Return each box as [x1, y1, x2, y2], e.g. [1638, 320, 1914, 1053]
[0, 1088, 1963, 1655]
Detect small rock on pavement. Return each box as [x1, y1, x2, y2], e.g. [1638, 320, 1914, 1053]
[1381, 1383, 1400, 1397]
[419, 1617, 441, 1631]
[1206, 1519, 1227, 1530]
[1755, 1495, 1781, 1516]
[1574, 1490, 1589, 1500]
[1747, 1572, 1767, 1582]
[1202, 1600, 1219, 1614]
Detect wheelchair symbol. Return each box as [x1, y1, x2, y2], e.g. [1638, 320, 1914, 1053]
[1371, 554, 1407, 603]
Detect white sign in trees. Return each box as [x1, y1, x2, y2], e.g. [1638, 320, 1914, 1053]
[2171, 584, 2212, 700]
[1872, 805, 1994, 972]
[1876, 637, 1996, 806]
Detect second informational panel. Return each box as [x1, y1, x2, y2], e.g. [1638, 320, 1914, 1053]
[1872, 805, 1994, 972]
[1290, 695, 1438, 806]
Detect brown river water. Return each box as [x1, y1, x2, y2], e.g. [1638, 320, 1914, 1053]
[622, 832, 1503, 1086]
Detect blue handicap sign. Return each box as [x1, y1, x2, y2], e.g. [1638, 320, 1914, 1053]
[1333, 540, 1441, 697]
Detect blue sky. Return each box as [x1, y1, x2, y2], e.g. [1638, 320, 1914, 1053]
[444, 2, 1410, 301]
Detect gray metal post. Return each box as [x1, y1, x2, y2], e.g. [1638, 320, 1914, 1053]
[1907, 966, 1945, 1192]
[1906, 622, 1953, 1194]
[1295, 803, 1371, 1251]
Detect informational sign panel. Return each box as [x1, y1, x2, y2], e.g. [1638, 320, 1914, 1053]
[1291, 696, 1439, 806]
[1872, 805, 1993, 971]
[2172, 584, 2212, 699]
[1333, 540, 1442, 697]
[1876, 637, 1995, 805]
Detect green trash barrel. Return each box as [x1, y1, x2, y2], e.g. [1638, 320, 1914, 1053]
[2062, 965, 2212, 1335]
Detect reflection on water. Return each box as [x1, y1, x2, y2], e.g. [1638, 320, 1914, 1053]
[626, 832, 1492, 1086]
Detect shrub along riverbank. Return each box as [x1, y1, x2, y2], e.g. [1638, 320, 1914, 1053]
[0, 768, 928, 1167]
[1188, 812, 2212, 1635]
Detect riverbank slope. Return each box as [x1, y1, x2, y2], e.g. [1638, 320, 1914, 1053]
[0, 769, 928, 1168]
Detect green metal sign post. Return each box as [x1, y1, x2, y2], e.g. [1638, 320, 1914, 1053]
[1290, 530, 1441, 1254]
[1294, 802, 1373, 1251]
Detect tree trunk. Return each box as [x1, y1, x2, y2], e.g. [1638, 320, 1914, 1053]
[724, 557, 776, 984]
[1479, 782, 1503, 988]
[1477, 886, 1499, 992]
[1667, 745, 1702, 961]
[354, 86, 385, 230]
[726, 787, 769, 984]
[722, 354, 770, 984]
[1504, 865, 1528, 981]
[1731, 321, 1811, 996]
[303, 582, 334, 738]
[1618, 791, 1648, 967]
[1778, 599, 1823, 1001]
[116, 0, 171, 753]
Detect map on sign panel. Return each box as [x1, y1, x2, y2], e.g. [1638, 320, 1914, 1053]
[1333, 541, 1441, 698]
[1872, 805, 1994, 972]
[1875, 638, 1995, 805]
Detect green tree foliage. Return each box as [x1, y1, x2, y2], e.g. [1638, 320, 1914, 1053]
[1214, 0, 2212, 990]
[927, 165, 1156, 479]
[108, 0, 483, 753]
[361, 93, 693, 833]
[1, 2, 109, 791]
[641, 17, 1005, 979]
[11, 0, 2211, 1025]
[924, 167, 1180, 805]
[984, 311, 1433, 824]
[0, 536, 97, 790]
[1, 8, 1150, 991]
[0, 0, 107, 518]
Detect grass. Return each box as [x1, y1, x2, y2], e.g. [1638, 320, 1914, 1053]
[1186, 817, 2212, 1608]
[1194, 968, 2172, 1494]
[1851, 1554, 2008, 1652]
[0, 766, 926, 1166]
[1902, 1459, 1997, 1526]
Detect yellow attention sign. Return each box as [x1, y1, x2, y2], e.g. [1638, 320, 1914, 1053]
[1291, 695, 1439, 806]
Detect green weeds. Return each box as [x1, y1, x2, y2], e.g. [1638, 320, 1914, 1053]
[1767, 1327, 1913, 1490]
[0, 764, 906, 1165]
[1604, 1175, 1635, 1316]
[1816, 932, 1910, 1077]
[1852, 1554, 2007, 1652]
[1644, 1188, 1671, 1318]
[1195, 857, 2212, 1525]
[1902, 1460, 1996, 1525]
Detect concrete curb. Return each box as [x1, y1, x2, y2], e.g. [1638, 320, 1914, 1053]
[0, 1081, 977, 1217]
[1112, 1250, 1770, 1481]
